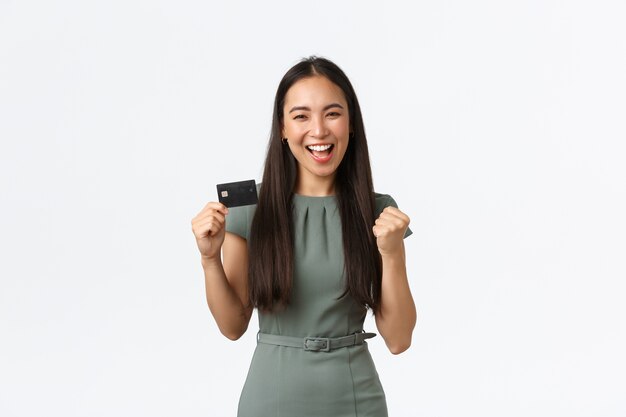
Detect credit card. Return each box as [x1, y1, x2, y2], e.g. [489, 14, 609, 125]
[216, 179, 258, 207]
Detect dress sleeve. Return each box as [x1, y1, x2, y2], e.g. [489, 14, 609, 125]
[224, 205, 256, 241]
[225, 182, 260, 241]
[375, 194, 413, 239]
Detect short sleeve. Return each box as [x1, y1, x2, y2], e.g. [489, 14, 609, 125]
[224, 182, 260, 240]
[225, 204, 256, 241]
[374, 193, 413, 239]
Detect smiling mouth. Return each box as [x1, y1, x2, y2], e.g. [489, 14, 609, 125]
[306, 144, 334, 158]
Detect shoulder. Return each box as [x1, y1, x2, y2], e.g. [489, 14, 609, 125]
[374, 192, 400, 216]
[224, 182, 261, 241]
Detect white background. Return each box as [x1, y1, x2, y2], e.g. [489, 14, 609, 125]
[1, 1, 625, 416]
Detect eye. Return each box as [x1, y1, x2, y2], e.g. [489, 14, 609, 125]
[293, 114, 307, 120]
[326, 112, 341, 118]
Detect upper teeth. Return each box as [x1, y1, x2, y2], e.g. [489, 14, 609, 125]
[307, 144, 332, 151]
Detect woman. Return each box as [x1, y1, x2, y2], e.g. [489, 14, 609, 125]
[191, 56, 416, 416]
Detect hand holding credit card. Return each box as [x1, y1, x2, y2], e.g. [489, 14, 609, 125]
[216, 179, 258, 207]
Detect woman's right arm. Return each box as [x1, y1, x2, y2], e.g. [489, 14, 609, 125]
[191, 202, 253, 340]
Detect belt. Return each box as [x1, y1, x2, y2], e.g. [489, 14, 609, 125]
[256, 331, 376, 352]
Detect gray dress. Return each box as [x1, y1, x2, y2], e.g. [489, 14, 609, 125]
[225, 192, 412, 417]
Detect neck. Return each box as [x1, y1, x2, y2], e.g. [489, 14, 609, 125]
[294, 172, 336, 196]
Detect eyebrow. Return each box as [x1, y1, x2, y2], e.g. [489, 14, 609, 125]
[288, 103, 345, 113]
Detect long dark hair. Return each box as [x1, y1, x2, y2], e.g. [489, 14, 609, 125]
[248, 56, 382, 313]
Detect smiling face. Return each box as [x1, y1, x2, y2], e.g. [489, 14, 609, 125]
[281, 75, 351, 195]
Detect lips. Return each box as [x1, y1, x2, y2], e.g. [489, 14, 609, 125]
[306, 145, 335, 163]
[306, 144, 334, 163]
[306, 144, 333, 152]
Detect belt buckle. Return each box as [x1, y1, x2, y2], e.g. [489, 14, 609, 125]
[304, 337, 331, 352]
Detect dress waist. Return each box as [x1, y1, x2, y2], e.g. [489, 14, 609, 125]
[256, 331, 376, 352]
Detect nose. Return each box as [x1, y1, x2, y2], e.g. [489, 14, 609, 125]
[309, 115, 329, 138]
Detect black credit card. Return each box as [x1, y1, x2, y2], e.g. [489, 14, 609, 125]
[216, 179, 258, 207]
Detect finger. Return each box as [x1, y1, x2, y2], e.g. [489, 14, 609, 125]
[191, 202, 228, 225]
[381, 207, 410, 223]
[192, 220, 211, 239]
[200, 201, 230, 216]
[195, 217, 225, 237]
[375, 216, 406, 230]
[193, 208, 226, 227]
[198, 215, 225, 228]
[377, 215, 409, 231]
[381, 207, 410, 225]
[206, 211, 226, 224]
[372, 224, 392, 237]
[205, 221, 222, 237]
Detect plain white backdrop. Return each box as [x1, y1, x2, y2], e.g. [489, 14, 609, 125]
[1, 1, 625, 416]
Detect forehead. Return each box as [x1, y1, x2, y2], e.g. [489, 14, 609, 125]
[284, 76, 347, 108]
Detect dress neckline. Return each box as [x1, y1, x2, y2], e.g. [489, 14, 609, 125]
[292, 193, 337, 206]
[293, 193, 336, 199]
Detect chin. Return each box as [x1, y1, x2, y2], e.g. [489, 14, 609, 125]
[310, 166, 338, 177]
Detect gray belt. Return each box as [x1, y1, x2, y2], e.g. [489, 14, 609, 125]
[257, 331, 376, 352]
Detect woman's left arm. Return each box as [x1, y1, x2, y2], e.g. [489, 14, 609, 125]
[372, 206, 417, 355]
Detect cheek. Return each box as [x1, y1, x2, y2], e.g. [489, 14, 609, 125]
[284, 127, 306, 145]
[287, 140, 306, 157]
[334, 120, 350, 139]
[336, 124, 350, 145]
